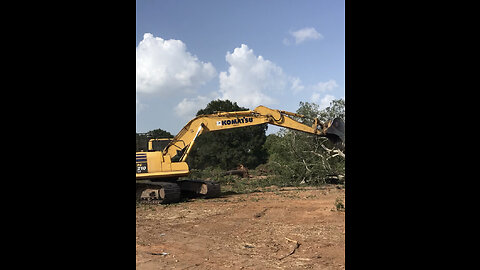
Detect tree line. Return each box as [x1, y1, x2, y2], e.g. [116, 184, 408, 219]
[136, 99, 345, 184]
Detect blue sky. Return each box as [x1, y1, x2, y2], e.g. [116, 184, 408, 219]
[136, 0, 345, 135]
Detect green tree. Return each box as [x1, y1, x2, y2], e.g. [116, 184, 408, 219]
[186, 99, 268, 170]
[265, 99, 345, 185]
[295, 99, 345, 126]
[136, 128, 174, 152]
[147, 128, 174, 139]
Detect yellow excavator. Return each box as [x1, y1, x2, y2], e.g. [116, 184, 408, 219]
[136, 105, 344, 204]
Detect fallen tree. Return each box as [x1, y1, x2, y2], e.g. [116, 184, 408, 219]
[223, 164, 250, 178]
[265, 100, 345, 185]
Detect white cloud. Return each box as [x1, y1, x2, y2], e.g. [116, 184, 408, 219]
[174, 95, 211, 119]
[291, 77, 305, 94]
[311, 79, 338, 108]
[218, 44, 288, 108]
[313, 79, 338, 92]
[136, 33, 216, 95]
[174, 44, 308, 118]
[317, 94, 336, 110]
[311, 80, 338, 103]
[290, 27, 323, 45]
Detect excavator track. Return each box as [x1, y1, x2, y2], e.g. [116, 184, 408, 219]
[136, 181, 181, 204]
[177, 180, 221, 199]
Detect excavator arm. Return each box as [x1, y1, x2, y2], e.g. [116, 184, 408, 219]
[162, 105, 345, 162]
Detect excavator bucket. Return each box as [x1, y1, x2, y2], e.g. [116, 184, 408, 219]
[325, 118, 345, 144]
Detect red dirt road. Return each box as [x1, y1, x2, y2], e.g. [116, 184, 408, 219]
[136, 186, 345, 269]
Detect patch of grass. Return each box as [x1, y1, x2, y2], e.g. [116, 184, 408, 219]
[334, 197, 345, 211]
[181, 167, 334, 195]
[250, 196, 265, 202]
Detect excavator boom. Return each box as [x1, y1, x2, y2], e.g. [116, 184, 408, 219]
[163, 105, 344, 162]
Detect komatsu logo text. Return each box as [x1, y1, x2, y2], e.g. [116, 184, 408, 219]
[216, 117, 253, 126]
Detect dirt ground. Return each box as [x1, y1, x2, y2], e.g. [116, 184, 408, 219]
[136, 185, 345, 269]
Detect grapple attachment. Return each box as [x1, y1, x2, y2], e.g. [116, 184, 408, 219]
[324, 118, 345, 144]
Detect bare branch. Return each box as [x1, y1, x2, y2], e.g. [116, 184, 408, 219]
[320, 144, 345, 158]
[302, 159, 312, 172]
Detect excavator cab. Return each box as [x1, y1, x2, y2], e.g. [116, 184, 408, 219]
[148, 138, 174, 152]
[324, 118, 345, 144]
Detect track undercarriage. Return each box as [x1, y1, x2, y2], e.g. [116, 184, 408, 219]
[136, 179, 221, 204]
